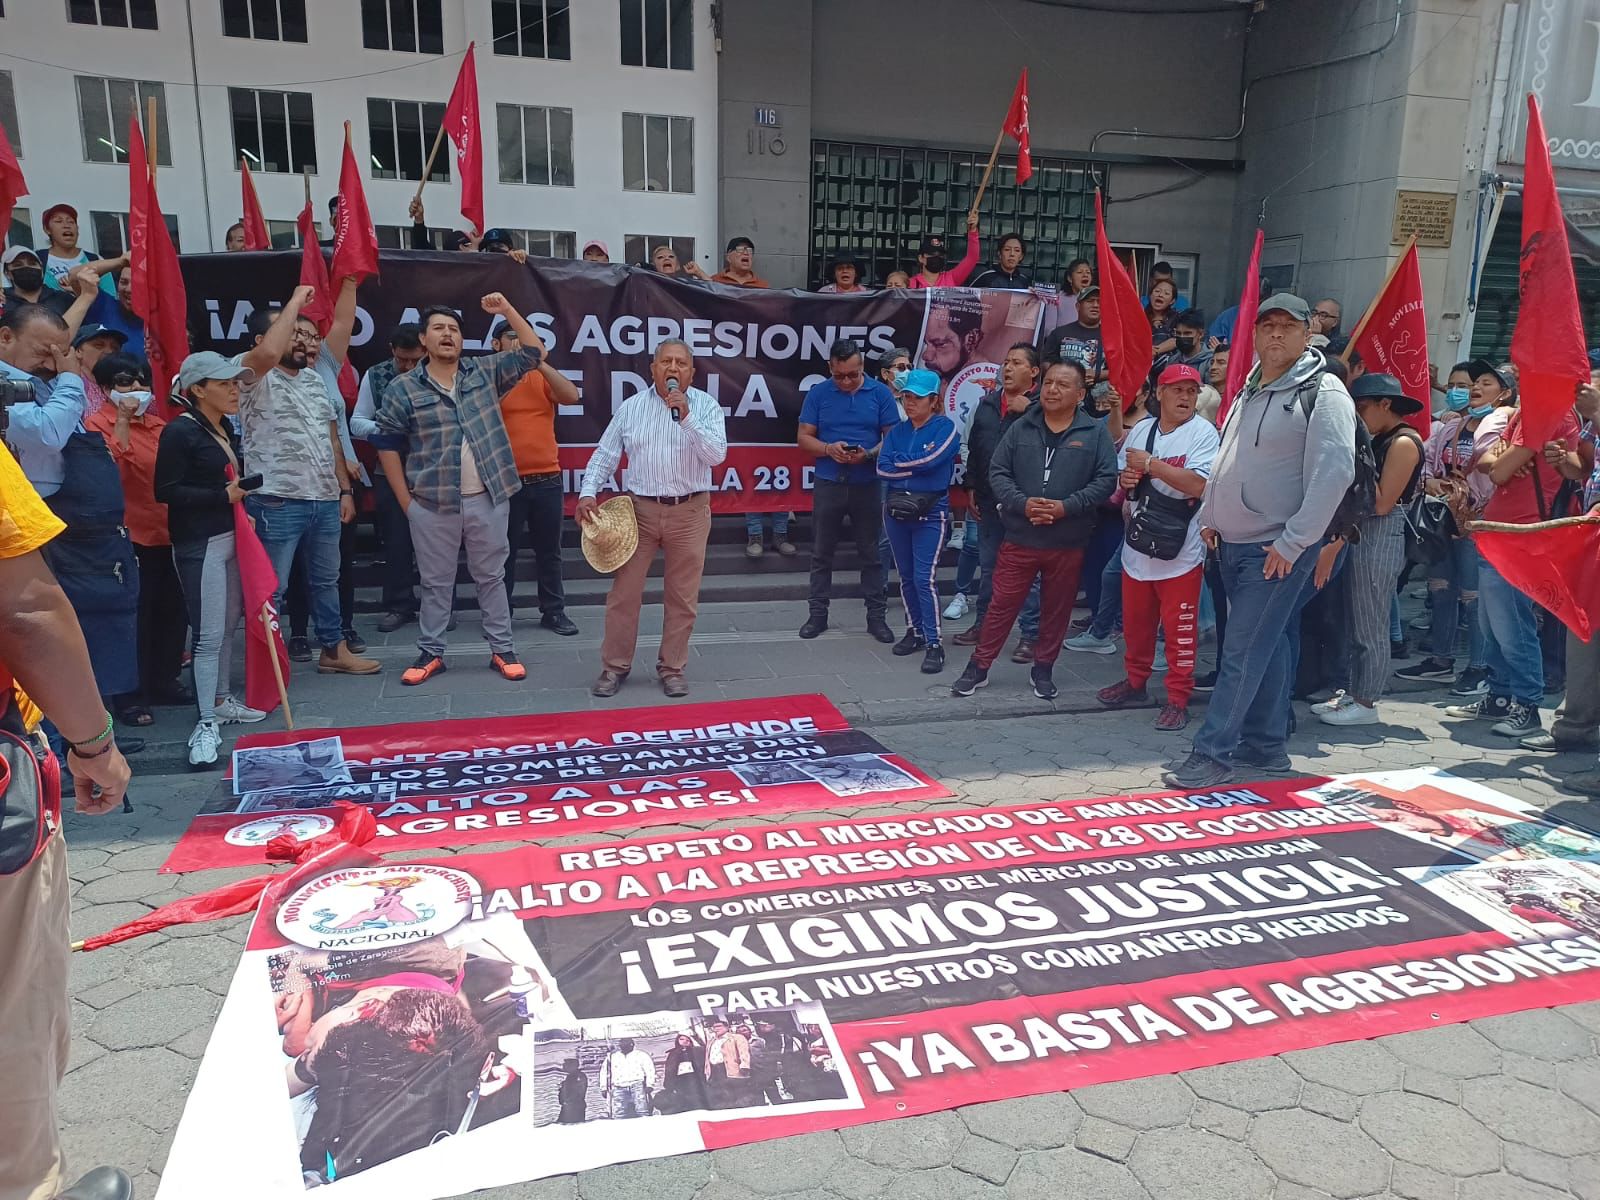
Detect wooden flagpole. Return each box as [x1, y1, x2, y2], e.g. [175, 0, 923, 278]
[144, 96, 159, 188]
[1340, 234, 1416, 364]
[417, 124, 448, 202]
[969, 124, 1006, 221]
[262, 607, 294, 729]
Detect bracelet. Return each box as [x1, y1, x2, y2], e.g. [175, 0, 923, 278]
[72, 737, 117, 760]
[67, 712, 114, 752]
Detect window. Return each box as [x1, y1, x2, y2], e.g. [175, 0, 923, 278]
[90, 210, 180, 257]
[230, 88, 317, 174]
[361, 0, 443, 53]
[622, 113, 692, 193]
[491, 0, 570, 60]
[267, 218, 299, 249]
[624, 233, 694, 269]
[619, 0, 691, 70]
[76, 77, 170, 166]
[500, 228, 575, 258]
[68, 0, 158, 28]
[220, 0, 308, 41]
[808, 138, 1104, 287]
[496, 104, 573, 187]
[367, 99, 447, 182]
[7, 207, 29, 251]
[0, 71, 19, 156]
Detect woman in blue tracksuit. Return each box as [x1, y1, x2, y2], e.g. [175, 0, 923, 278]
[878, 368, 961, 674]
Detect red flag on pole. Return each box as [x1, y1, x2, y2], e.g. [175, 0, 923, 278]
[1218, 228, 1264, 427]
[0, 122, 27, 252]
[442, 43, 484, 236]
[330, 123, 379, 286]
[1510, 94, 1589, 449]
[1002, 68, 1032, 185]
[1473, 517, 1600, 641]
[126, 117, 187, 420]
[1349, 242, 1432, 436]
[1093, 191, 1152, 406]
[239, 159, 269, 250]
[232, 492, 292, 714]
[295, 200, 333, 335]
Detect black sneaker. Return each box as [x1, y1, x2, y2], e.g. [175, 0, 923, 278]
[1491, 700, 1542, 737]
[1192, 670, 1217, 693]
[920, 644, 946, 674]
[951, 662, 989, 697]
[798, 615, 828, 639]
[866, 615, 895, 644]
[288, 635, 312, 663]
[1449, 666, 1490, 697]
[1443, 693, 1510, 720]
[1395, 656, 1454, 681]
[376, 610, 414, 633]
[1162, 752, 1234, 790]
[1031, 666, 1058, 701]
[1234, 746, 1295, 774]
[1390, 638, 1411, 661]
[892, 629, 926, 656]
[541, 612, 580, 637]
[342, 629, 367, 655]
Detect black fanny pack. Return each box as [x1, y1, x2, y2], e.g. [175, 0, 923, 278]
[0, 698, 60, 875]
[886, 490, 937, 521]
[1126, 489, 1199, 560]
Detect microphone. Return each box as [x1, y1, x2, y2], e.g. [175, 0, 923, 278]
[666, 376, 685, 421]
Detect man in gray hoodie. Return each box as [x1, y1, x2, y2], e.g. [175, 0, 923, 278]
[1164, 294, 1356, 789]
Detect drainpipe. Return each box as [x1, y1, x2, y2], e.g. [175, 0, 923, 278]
[183, 0, 216, 250]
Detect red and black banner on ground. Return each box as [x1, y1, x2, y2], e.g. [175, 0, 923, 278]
[161, 696, 951, 872]
[157, 768, 1600, 1199]
[180, 251, 1045, 512]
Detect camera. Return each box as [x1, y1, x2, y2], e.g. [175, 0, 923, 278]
[0, 377, 35, 406]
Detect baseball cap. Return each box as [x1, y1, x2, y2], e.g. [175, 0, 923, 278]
[918, 235, 947, 256]
[898, 368, 941, 398]
[726, 236, 754, 253]
[1349, 372, 1424, 415]
[1255, 293, 1311, 323]
[581, 239, 609, 258]
[40, 203, 78, 229]
[479, 227, 513, 250]
[176, 351, 256, 393]
[1157, 363, 1202, 387]
[1076, 284, 1101, 301]
[1, 245, 40, 267]
[72, 323, 128, 349]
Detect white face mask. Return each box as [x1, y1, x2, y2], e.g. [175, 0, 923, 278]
[117, 388, 154, 416]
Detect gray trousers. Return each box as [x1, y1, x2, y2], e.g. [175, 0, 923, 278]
[1553, 629, 1600, 746]
[1343, 509, 1407, 703]
[408, 493, 514, 656]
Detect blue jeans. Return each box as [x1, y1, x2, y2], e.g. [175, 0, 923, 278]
[246, 495, 343, 651]
[1080, 516, 1124, 615]
[609, 1081, 650, 1119]
[1087, 544, 1124, 639]
[974, 506, 1038, 639]
[954, 524, 980, 595]
[745, 511, 788, 540]
[885, 498, 950, 644]
[1478, 557, 1544, 704]
[1191, 541, 1318, 767]
[1429, 537, 1485, 666]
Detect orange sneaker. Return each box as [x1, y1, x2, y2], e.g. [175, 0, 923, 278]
[401, 653, 446, 686]
[490, 652, 526, 681]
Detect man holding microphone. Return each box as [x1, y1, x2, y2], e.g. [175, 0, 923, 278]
[579, 339, 727, 699]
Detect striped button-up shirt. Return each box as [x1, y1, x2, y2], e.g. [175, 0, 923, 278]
[371, 347, 539, 512]
[580, 384, 728, 498]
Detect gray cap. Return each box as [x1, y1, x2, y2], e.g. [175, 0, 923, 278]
[176, 351, 255, 393]
[1256, 293, 1311, 323]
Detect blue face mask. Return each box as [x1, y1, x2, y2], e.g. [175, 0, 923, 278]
[1444, 386, 1471, 412]
[1467, 401, 1496, 419]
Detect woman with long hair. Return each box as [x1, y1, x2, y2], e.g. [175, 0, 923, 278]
[153, 352, 267, 767]
[660, 1032, 709, 1112]
[1145, 279, 1179, 357]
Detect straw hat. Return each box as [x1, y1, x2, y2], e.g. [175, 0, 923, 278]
[580, 496, 639, 573]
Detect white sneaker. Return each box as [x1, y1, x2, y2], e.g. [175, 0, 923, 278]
[1319, 700, 1379, 726]
[188, 719, 221, 766]
[1065, 630, 1119, 655]
[943, 593, 970, 620]
[213, 694, 268, 724]
[1310, 690, 1354, 715]
[948, 522, 967, 550]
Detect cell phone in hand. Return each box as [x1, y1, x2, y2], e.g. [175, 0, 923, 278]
[842, 444, 862, 455]
[237, 473, 265, 492]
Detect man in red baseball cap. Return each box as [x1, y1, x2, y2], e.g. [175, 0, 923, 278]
[1095, 362, 1220, 731]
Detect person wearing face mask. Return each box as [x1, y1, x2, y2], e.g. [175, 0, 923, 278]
[1397, 361, 1493, 693]
[1, 246, 75, 320]
[85, 352, 189, 720]
[910, 217, 981, 289]
[1154, 311, 1213, 382]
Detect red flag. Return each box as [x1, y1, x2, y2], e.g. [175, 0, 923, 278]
[442, 43, 484, 236]
[239, 159, 269, 251]
[126, 117, 187, 420]
[232, 488, 292, 714]
[295, 200, 333, 335]
[1093, 191, 1152, 406]
[1349, 243, 1431, 436]
[1474, 517, 1600, 641]
[1219, 228, 1264, 427]
[329, 124, 379, 286]
[0, 122, 26, 252]
[1511, 94, 1590, 449]
[1002, 68, 1032, 185]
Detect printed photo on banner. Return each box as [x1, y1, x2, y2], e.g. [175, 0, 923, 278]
[237, 781, 401, 814]
[234, 737, 353, 795]
[916, 288, 1045, 447]
[795, 754, 923, 797]
[1416, 861, 1600, 940]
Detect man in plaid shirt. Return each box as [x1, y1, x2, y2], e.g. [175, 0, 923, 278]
[372, 292, 544, 686]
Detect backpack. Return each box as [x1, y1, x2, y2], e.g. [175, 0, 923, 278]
[1297, 377, 1377, 543]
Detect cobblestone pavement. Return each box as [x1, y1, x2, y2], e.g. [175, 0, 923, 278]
[58, 601, 1600, 1200]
